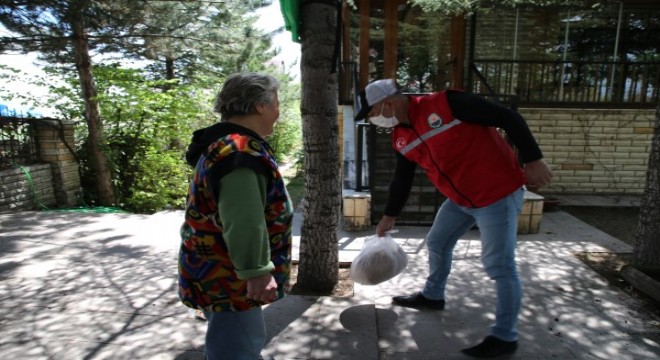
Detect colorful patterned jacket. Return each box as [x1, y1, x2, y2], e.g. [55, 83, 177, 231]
[178, 123, 293, 312]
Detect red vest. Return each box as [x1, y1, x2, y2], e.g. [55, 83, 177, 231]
[391, 91, 526, 208]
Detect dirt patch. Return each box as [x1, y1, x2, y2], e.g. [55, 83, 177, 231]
[288, 263, 354, 297]
[564, 206, 660, 318]
[574, 252, 660, 318]
[562, 206, 639, 245]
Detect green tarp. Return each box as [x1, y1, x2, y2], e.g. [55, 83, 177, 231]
[279, 0, 300, 43]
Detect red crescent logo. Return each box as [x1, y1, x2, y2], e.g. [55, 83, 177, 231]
[396, 138, 407, 149]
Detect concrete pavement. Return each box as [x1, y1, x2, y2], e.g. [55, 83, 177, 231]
[0, 202, 658, 359]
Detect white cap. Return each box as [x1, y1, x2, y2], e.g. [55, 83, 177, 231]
[365, 79, 397, 105]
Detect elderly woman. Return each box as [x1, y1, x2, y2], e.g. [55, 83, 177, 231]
[178, 72, 293, 360]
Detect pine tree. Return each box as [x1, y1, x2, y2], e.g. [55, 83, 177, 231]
[0, 0, 279, 206]
[297, 0, 341, 292]
[0, 0, 149, 205]
[116, 0, 276, 83]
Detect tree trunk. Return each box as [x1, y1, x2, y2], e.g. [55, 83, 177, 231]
[71, 18, 115, 206]
[165, 56, 175, 80]
[297, 0, 340, 292]
[632, 105, 660, 270]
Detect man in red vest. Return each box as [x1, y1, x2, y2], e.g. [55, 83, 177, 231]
[355, 79, 553, 358]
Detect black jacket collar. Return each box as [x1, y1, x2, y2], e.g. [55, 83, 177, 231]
[184, 122, 265, 167]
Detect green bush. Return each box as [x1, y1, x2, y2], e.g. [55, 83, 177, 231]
[124, 149, 189, 213]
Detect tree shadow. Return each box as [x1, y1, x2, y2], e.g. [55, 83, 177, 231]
[367, 216, 660, 359]
[0, 210, 207, 359]
[2, 210, 658, 359]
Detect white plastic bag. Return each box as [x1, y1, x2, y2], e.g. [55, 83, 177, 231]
[350, 234, 408, 285]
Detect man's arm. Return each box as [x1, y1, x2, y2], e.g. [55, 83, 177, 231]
[446, 90, 543, 163]
[447, 91, 553, 187]
[377, 152, 417, 236]
[384, 152, 417, 216]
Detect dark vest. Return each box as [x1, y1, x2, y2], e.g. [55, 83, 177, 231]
[392, 91, 525, 208]
[178, 133, 293, 312]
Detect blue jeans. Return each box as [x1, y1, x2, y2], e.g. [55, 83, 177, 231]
[422, 188, 524, 341]
[203, 307, 266, 360]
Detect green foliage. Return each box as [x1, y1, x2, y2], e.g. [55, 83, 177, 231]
[0, 62, 303, 213]
[407, 1, 594, 15]
[397, 9, 449, 92]
[267, 78, 302, 163]
[1, 0, 303, 213]
[40, 63, 210, 212]
[345, 1, 600, 15]
[0, 0, 150, 60]
[2, 64, 183, 211]
[120, 0, 278, 83]
[283, 170, 304, 209]
[125, 149, 189, 212]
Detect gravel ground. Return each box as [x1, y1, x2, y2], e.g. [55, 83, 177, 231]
[561, 206, 640, 246]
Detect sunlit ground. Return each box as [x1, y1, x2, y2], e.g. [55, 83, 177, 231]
[1, 208, 658, 359]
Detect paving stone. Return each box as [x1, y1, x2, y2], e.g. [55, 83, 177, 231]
[1, 208, 658, 359]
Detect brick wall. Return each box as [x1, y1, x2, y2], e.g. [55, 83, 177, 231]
[0, 119, 81, 212]
[520, 108, 655, 195]
[0, 163, 56, 211]
[33, 120, 81, 206]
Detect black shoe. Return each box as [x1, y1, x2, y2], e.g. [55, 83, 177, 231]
[461, 336, 518, 358]
[392, 292, 445, 310]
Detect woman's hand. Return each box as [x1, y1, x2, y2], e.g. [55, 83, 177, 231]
[246, 273, 278, 303]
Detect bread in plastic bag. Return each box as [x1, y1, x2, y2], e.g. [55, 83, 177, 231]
[350, 234, 408, 285]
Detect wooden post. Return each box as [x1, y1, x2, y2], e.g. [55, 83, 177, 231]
[359, 0, 370, 89]
[383, 0, 399, 80]
[341, 0, 352, 102]
[342, 2, 351, 65]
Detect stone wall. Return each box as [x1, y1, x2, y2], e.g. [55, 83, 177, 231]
[520, 108, 655, 195]
[0, 119, 81, 212]
[0, 164, 56, 211]
[33, 120, 81, 206]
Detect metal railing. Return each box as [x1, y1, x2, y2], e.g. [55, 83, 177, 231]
[0, 117, 39, 171]
[340, 61, 372, 192]
[354, 122, 370, 191]
[470, 59, 660, 107]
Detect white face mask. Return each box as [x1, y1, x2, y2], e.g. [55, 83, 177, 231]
[369, 103, 399, 128]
